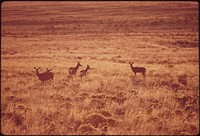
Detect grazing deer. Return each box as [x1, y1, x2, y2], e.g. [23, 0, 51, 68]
[80, 65, 90, 79]
[129, 62, 146, 78]
[34, 67, 54, 82]
[68, 62, 82, 77]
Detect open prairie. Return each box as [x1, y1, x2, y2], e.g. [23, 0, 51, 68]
[1, 1, 199, 135]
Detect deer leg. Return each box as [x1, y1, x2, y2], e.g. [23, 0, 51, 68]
[143, 72, 145, 77]
[142, 72, 146, 80]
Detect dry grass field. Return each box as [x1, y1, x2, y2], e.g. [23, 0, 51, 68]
[1, 1, 199, 135]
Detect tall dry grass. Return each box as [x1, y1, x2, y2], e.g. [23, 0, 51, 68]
[1, 1, 199, 135]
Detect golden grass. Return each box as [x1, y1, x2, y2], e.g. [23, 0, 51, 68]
[1, 1, 199, 135]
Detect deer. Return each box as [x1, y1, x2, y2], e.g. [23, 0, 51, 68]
[80, 65, 91, 79]
[129, 62, 146, 78]
[34, 67, 54, 83]
[46, 68, 53, 73]
[68, 62, 82, 77]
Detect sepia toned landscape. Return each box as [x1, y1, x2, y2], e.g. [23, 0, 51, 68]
[1, 1, 199, 135]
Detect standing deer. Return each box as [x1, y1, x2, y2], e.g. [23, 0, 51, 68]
[68, 62, 82, 77]
[34, 67, 54, 82]
[129, 62, 146, 78]
[46, 68, 53, 73]
[80, 65, 90, 79]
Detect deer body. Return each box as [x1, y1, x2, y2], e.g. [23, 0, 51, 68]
[68, 62, 82, 77]
[80, 65, 90, 79]
[129, 62, 146, 78]
[34, 67, 54, 82]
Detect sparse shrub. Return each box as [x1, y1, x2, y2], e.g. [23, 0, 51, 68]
[43, 116, 52, 125]
[115, 108, 125, 116]
[153, 73, 174, 87]
[146, 107, 153, 115]
[175, 110, 183, 116]
[183, 124, 198, 135]
[186, 114, 195, 121]
[150, 103, 162, 110]
[1, 103, 8, 112]
[171, 129, 181, 135]
[84, 113, 107, 128]
[107, 93, 127, 105]
[15, 98, 26, 103]
[2, 112, 14, 120]
[14, 104, 27, 115]
[177, 74, 187, 86]
[4, 87, 11, 92]
[147, 116, 159, 123]
[184, 106, 196, 114]
[50, 111, 63, 121]
[78, 123, 98, 134]
[131, 76, 145, 86]
[70, 120, 83, 131]
[16, 105, 26, 111]
[172, 40, 198, 48]
[157, 110, 173, 119]
[131, 116, 143, 128]
[50, 94, 65, 101]
[80, 92, 90, 98]
[19, 124, 27, 132]
[161, 48, 166, 50]
[99, 110, 112, 117]
[60, 102, 73, 110]
[74, 96, 84, 102]
[171, 83, 180, 93]
[76, 56, 82, 59]
[47, 123, 56, 135]
[175, 96, 188, 108]
[6, 95, 15, 101]
[13, 114, 25, 126]
[101, 124, 108, 133]
[90, 99, 106, 109]
[107, 118, 118, 127]
[65, 97, 71, 101]
[92, 94, 105, 99]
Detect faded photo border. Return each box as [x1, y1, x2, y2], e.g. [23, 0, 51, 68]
[1, 1, 199, 135]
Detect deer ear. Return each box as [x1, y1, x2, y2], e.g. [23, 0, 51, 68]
[39, 67, 41, 69]
[34, 67, 36, 69]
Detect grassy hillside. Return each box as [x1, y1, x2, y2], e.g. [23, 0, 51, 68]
[1, 1, 199, 135]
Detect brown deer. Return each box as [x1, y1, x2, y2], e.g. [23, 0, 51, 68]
[68, 62, 82, 77]
[46, 68, 53, 73]
[129, 62, 146, 78]
[80, 65, 90, 79]
[34, 67, 54, 82]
